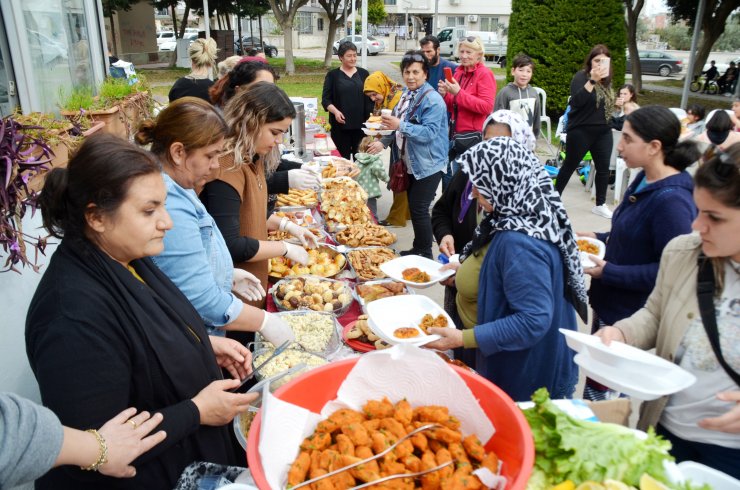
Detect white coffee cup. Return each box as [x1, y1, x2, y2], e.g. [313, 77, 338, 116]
[381, 108, 392, 117]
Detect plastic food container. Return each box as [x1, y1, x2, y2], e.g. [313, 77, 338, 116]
[256, 311, 343, 357]
[246, 358, 535, 490]
[346, 246, 399, 282]
[250, 344, 328, 384]
[271, 276, 354, 317]
[352, 279, 414, 312]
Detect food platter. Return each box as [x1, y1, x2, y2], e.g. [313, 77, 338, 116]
[577, 236, 606, 268]
[365, 295, 453, 346]
[379, 255, 455, 288]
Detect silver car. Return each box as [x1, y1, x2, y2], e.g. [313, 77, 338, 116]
[332, 35, 385, 56]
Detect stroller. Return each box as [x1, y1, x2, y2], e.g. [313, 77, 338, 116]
[544, 106, 592, 184]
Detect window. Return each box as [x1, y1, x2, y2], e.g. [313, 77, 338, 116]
[296, 11, 313, 34]
[446, 16, 465, 27]
[317, 18, 324, 31]
[384, 0, 397, 4]
[480, 16, 499, 32]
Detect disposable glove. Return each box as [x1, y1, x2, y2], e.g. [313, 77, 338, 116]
[284, 221, 319, 248]
[288, 169, 321, 190]
[231, 269, 266, 302]
[282, 242, 309, 265]
[259, 312, 295, 346]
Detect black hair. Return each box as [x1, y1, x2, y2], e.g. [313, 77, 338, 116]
[625, 105, 700, 172]
[337, 41, 357, 58]
[694, 143, 740, 208]
[419, 35, 440, 50]
[686, 103, 705, 121]
[246, 48, 259, 57]
[223, 61, 279, 103]
[706, 110, 733, 133]
[400, 50, 430, 77]
[583, 44, 612, 88]
[512, 54, 534, 69]
[39, 134, 161, 240]
[618, 83, 637, 103]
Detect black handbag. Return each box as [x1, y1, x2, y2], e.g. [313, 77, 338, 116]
[449, 99, 482, 158]
[697, 253, 740, 386]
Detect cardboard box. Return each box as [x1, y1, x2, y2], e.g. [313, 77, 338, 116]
[587, 399, 632, 426]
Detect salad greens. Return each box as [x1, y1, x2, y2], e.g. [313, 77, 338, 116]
[523, 388, 673, 489]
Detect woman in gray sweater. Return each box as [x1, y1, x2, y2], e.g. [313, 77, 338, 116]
[0, 392, 164, 488]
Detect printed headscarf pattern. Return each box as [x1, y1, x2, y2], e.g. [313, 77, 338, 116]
[458, 137, 589, 322]
[484, 110, 536, 151]
[364, 71, 403, 112]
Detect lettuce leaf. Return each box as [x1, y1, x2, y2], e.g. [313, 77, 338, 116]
[522, 388, 673, 488]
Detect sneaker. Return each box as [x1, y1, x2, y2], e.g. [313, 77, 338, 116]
[591, 204, 613, 219]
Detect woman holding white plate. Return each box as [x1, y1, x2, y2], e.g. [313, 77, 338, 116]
[580, 105, 700, 401]
[426, 137, 588, 402]
[597, 143, 740, 478]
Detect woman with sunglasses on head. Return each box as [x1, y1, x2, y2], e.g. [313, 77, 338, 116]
[579, 105, 700, 400]
[426, 137, 588, 402]
[322, 41, 374, 159]
[555, 44, 615, 219]
[201, 83, 318, 309]
[596, 143, 740, 478]
[367, 50, 448, 259]
[26, 134, 259, 489]
[438, 36, 496, 185]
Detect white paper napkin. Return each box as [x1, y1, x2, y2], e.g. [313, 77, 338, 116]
[257, 344, 495, 489]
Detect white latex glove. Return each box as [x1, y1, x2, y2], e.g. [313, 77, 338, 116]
[259, 312, 295, 346]
[284, 221, 319, 248]
[283, 242, 310, 265]
[288, 169, 321, 190]
[231, 268, 266, 302]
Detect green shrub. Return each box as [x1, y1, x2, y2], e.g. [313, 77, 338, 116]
[507, 0, 627, 119]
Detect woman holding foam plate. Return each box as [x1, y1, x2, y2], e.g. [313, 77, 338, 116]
[596, 143, 740, 478]
[579, 106, 700, 401]
[425, 137, 589, 402]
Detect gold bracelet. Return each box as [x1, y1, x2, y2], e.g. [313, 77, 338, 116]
[80, 429, 108, 471]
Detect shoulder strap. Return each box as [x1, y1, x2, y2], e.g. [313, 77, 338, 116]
[697, 253, 740, 386]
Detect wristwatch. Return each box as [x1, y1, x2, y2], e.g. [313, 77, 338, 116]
[588, 79, 597, 85]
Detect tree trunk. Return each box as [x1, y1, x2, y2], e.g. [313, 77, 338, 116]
[283, 22, 295, 74]
[179, 5, 191, 38]
[238, 14, 243, 54]
[258, 16, 263, 47]
[227, 13, 232, 31]
[624, 0, 644, 93]
[171, 5, 178, 37]
[325, 19, 341, 67]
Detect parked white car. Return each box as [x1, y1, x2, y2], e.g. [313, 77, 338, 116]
[159, 32, 198, 52]
[332, 35, 385, 56]
[156, 31, 175, 47]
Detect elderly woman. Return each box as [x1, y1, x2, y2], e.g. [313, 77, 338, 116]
[432, 111, 535, 367]
[596, 143, 740, 478]
[136, 97, 295, 344]
[438, 36, 497, 186]
[169, 38, 218, 103]
[363, 71, 409, 227]
[202, 83, 318, 303]
[26, 134, 258, 489]
[368, 50, 448, 259]
[427, 137, 588, 402]
[322, 41, 374, 159]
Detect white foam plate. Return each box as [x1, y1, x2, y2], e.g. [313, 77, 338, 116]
[366, 295, 453, 346]
[577, 236, 606, 268]
[361, 128, 394, 136]
[677, 461, 740, 489]
[364, 122, 382, 129]
[379, 255, 454, 289]
[574, 351, 696, 400]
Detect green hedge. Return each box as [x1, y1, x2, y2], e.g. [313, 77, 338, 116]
[507, 0, 627, 119]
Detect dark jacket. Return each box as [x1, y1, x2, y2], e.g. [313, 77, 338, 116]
[590, 171, 696, 325]
[567, 70, 610, 131]
[431, 170, 477, 252]
[26, 240, 238, 489]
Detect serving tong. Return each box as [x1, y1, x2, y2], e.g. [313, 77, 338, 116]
[290, 423, 452, 490]
[230, 339, 292, 392]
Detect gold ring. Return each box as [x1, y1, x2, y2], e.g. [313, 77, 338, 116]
[128, 419, 137, 429]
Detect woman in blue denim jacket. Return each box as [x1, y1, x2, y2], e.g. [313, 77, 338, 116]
[136, 97, 294, 345]
[367, 50, 449, 258]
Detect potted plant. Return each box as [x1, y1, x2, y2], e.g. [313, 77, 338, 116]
[0, 117, 53, 273]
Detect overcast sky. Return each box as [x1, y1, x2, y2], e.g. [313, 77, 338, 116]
[644, 0, 668, 15]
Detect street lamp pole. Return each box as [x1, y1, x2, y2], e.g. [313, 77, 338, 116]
[402, 0, 411, 40]
[434, 0, 439, 33]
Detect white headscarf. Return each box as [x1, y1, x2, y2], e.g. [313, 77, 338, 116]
[483, 110, 537, 151]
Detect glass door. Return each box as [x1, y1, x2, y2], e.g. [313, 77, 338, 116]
[0, 17, 19, 117]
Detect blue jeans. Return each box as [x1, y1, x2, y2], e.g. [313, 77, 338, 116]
[408, 171, 443, 256]
[656, 424, 740, 480]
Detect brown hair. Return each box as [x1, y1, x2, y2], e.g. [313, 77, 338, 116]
[359, 136, 374, 153]
[39, 134, 161, 240]
[583, 44, 612, 87]
[135, 96, 228, 168]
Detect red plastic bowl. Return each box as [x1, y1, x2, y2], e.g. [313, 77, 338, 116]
[246, 357, 534, 489]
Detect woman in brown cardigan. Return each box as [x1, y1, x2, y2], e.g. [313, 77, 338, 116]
[201, 82, 318, 305]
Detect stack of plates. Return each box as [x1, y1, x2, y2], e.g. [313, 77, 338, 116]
[559, 329, 696, 400]
[379, 255, 455, 289]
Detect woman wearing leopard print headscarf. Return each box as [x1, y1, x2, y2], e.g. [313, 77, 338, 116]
[427, 137, 588, 401]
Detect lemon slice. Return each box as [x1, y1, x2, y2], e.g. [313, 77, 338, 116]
[604, 479, 635, 490]
[639, 474, 670, 490]
[552, 481, 576, 490]
[576, 482, 606, 490]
